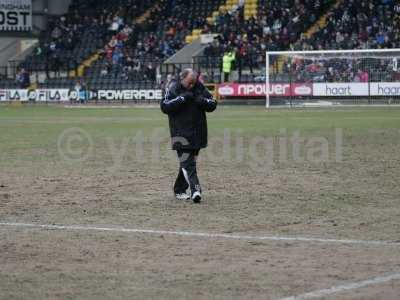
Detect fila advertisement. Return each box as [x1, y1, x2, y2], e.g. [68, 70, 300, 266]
[0, 89, 163, 101]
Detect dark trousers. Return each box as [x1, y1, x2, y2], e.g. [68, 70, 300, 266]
[174, 149, 201, 195]
[224, 72, 230, 82]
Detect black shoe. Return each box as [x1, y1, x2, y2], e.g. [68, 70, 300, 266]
[192, 191, 201, 203]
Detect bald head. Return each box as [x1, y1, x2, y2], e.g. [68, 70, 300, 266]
[180, 68, 197, 90]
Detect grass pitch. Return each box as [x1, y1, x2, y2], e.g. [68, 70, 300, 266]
[1, 105, 400, 299]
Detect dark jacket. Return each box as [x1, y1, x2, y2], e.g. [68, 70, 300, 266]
[161, 80, 217, 150]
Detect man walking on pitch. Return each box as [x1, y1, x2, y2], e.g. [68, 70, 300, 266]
[161, 69, 217, 203]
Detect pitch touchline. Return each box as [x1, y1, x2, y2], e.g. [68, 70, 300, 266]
[278, 272, 400, 300]
[0, 222, 399, 247]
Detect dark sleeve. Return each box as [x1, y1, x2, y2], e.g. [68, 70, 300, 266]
[195, 85, 217, 112]
[160, 83, 186, 114]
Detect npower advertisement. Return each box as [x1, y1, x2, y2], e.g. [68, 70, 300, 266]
[217, 83, 400, 97]
[217, 83, 313, 97]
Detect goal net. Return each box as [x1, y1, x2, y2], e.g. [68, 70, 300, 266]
[265, 49, 400, 108]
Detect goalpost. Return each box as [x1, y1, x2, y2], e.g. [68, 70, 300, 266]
[265, 49, 400, 108]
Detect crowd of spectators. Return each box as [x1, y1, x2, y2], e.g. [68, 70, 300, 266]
[303, 0, 400, 50]
[21, 0, 154, 78]
[85, 0, 224, 87]
[282, 56, 400, 83]
[201, 0, 332, 73]
[277, 0, 400, 83]
[16, 0, 400, 87]
[79, 0, 332, 81]
[200, 0, 400, 83]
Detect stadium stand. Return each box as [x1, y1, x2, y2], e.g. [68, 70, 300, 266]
[18, 0, 156, 88]
[277, 0, 400, 83]
[7, 0, 400, 89]
[198, 0, 334, 81]
[203, 0, 332, 54]
[303, 0, 400, 50]
[88, 0, 335, 86]
[83, 0, 226, 89]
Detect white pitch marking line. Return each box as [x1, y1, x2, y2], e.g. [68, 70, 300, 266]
[0, 222, 399, 247]
[279, 272, 400, 300]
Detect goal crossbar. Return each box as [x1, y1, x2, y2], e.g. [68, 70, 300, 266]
[266, 48, 400, 56]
